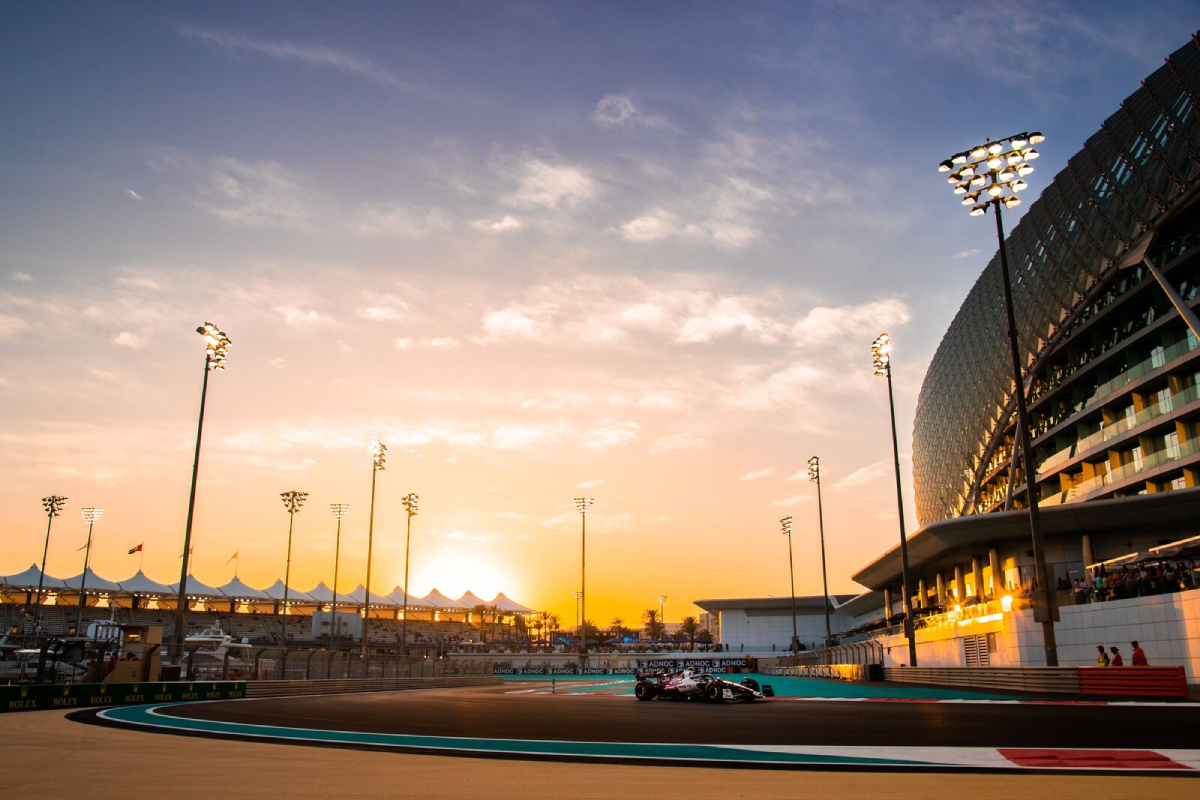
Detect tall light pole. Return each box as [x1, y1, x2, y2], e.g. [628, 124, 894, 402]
[939, 133, 1058, 667]
[77, 507, 103, 634]
[780, 517, 798, 652]
[35, 495, 68, 627]
[808, 457, 832, 649]
[574, 497, 592, 656]
[873, 333, 918, 667]
[657, 595, 667, 629]
[362, 440, 386, 658]
[572, 591, 582, 647]
[400, 492, 418, 656]
[329, 503, 350, 651]
[173, 321, 231, 656]
[279, 490, 308, 641]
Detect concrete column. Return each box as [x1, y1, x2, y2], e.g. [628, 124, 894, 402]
[917, 578, 928, 609]
[989, 548, 1002, 597]
[972, 556, 985, 602]
[936, 572, 947, 605]
[1081, 534, 1095, 576]
[883, 588, 893, 619]
[954, 564, 965, 603]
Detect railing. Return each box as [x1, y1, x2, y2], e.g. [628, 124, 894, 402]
[1040, 436, 1200, 506]
[776, 640, 883, 668]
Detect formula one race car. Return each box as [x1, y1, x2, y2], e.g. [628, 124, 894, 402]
[634, 669, 773, 702]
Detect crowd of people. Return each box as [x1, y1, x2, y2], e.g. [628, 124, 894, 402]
[1065, 560, 1197, 604]
[1094, 640, 1149, 667]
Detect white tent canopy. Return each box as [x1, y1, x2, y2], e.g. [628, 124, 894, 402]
[490, 593, 535, 614]
[61, 568, 124, 593]
[385, 587, 433, 608]
[118, 570, 176, 595]
[304, 581, 349, 604]
[346, 584, 397, 607]
[423, 589, 467, 609]
[170, 574, 225, 598]
[458, 591, 490, 609]
[1, 564, 65, 590]
[218, 576, 272, 600]
[262, 579, 315, 603]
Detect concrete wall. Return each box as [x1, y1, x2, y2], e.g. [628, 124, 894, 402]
[718, 608, 854, 652]
[874, 588, 1200, 682]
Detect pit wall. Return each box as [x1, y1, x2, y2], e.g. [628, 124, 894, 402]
[876, 587, 1200, 681]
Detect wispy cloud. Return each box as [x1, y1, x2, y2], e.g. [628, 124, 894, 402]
[125, 189, 143, 201]
[11, 272, 32, 283]
[952, 248, 981, 260]
[740, 467, 776, 481]
[649, 432, 709, 455]
[112, 331, 146, 349]
[502, 158, 596, 209]
[834, 458, 892, 490]
[179, 24, 417, 93]
[591, 94, 675, 131]
[577, 478, 604, 489]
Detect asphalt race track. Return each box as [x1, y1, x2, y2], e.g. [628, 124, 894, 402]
[82, 681, 1200, 774]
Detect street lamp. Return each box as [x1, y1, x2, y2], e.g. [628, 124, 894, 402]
[938, 133, 1058, 667]
[77, 507, 103, 634]
[574, 498, 592, 656]
[362, 440, 386, 659]
[174, 321, 231, 656]
[872, 332, 918, 667]
[572, 590, 582, 648]
[329, 503, 350, 651]
[400, 492, 418, 656]
[279, 490, 308, 640]
[35, 495, 68, 626]
[780, 517, 798, 652]
[657, 595, 666, 629]
[808, 456, 832, 649]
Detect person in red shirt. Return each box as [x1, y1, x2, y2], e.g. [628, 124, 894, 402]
[1131, 640, 1148, 666]
[1109, 646, 1124, 666]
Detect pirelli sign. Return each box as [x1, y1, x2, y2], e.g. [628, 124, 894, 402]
[0, 681, 246, 713]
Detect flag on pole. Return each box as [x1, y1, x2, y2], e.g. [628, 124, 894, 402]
[76, 541, 88, 551]
[128, 543, 143, 555]
[226, 550, 239, 564]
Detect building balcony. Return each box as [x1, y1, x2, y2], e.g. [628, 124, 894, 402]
[1039, 436, 1200, 507]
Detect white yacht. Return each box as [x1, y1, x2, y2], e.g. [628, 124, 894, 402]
[184, 625, 253, 661]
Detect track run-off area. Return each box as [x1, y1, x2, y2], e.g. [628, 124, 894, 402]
[81, 675, 1200, 775]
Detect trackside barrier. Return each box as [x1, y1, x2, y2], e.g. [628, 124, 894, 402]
[1077, 666, 1188, 698]
[1, 681, 245, 714]
[243, 676, 502, 698]
[882, 667, 1080, 694]
[770, 665, 866, 681]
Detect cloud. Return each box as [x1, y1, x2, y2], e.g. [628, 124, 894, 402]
[790, 299, 912, 347]
[834, 458, 893, 490]
[618, 209, 681, 242]
[676, 297, 777, 344]
[474, 305, 553, 344]
[502, 159, 596, 209]
[591, 94, 675, 130]
[953, 248, 981, 260]
[266, 356, 288, 369]
[649, 432, 709, 455]
[577, 478, 604, 489]
[356, 305, 404, 322]
[276, 306, 335, 328]
[125, 189, 143, 201]
[442, 456, 458, 464]
[740, 467, 776, 481]
[394, 337, 414, 349]
[473, 215, 523, 233]
[179, 24, 416, 93]
[112, 331, 145, 349]
[422, 337, 460, 349]
[581, 422, 639, 449]
[769, 494, 812, 507]
[722, 363, 827, 410]
[201, 157, 320, 231]
[11, 272, 32, 282]
[0, 313, 31, 340]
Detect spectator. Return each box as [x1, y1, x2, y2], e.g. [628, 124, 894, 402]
[1109, 646, 1124, 666]
[1096, 645, 1110, 667]
[1131, 641, 1148, 666]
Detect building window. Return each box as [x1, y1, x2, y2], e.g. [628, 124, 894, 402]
[1151, 344, 1166, 369]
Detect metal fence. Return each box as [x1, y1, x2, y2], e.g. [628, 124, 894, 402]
[775, 640, 884, 668]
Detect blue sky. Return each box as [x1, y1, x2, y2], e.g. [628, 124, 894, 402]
[3, 2, 1198, 620]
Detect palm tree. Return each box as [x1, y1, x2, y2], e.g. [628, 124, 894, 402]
[471, 604, 489, 642]
[610, 617, 625, 643]
[547, 612, 562, 644]
[536, 611, 552, 644]
[679, 615, 700, 651]
[642, 608, 665, 641]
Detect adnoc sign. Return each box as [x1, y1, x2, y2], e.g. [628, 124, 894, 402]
[0, 681, 245, 713]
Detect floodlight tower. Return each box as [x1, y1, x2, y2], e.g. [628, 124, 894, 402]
[77, 507, 103, 634]
[329, 503, 350, 651]
[400, 492, 419, 656]
[362, 440, 386, 658]
[658, 595, 667, 628]
[174, 321, 231, 656]
[574, 498, 593, 655]
[938, 132, 1058, 666]
[35, 495, 68, 625]
[279, 490, 308, 639]
[780, 517, 798, 652]
[808, 456, 832, 649]
[872, 333, 917, 666]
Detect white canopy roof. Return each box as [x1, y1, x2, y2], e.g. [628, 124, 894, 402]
[490, 592, 535, 613]
[217, 576, 272, 600]
[170, 574, 225, 598]
[304, 581, 351, 604]
[458, 591, 490, 609]
[61, 567, 125, 593]
[423, 588, 467, 609]
[385, 587, 433, 607]
[1, 564, 65, 590]
[345, 584, 397, 606]
[262, 579, 315, 603]
[117, 570, 176, 595]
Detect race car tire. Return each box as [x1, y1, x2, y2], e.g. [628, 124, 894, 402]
[635, 682, 656, 701]
[705, 682, 723, 702]
[740, 678, 760, 692]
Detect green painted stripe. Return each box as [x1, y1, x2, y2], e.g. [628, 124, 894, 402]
[98, 703, 947, 768]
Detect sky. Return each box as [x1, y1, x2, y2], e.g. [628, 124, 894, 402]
[3, 1, 1199, 627]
